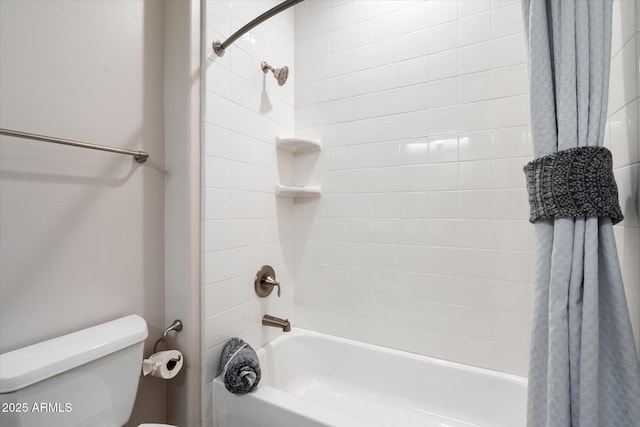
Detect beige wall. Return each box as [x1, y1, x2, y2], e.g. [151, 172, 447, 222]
[0, 1, 167, 425]
[164, 0, 202, 426]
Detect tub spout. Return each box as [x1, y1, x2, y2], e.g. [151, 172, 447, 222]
[262, 314, 291, 332]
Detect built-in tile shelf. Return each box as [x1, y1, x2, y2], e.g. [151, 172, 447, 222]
[276, 185, 321, 197]
[275, 136, 322, 198]
[276, 137, 321, 153]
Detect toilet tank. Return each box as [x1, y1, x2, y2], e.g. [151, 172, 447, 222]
[0, 315, 148, 427]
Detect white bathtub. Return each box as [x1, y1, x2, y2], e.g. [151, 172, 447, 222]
[214, 329, 527, 427]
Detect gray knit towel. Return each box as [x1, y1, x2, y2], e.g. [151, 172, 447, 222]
[219, 338, 261, 394]
[523, 146, 623, 224]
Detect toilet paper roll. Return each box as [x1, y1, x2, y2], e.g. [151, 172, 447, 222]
[142, 350, 183, 379]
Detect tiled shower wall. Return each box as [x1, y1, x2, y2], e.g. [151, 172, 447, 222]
[608, 0, 640, 351]
[293, 0, 534, 376]
[201, 1, 296, 425]
[292, 0, 640, 375]
[201, 0, 639, 423]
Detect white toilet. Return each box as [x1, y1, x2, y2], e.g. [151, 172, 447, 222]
[0, 315, 177, 427]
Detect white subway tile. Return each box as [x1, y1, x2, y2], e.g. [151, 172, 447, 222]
[308, 0, 329, 37]
[375, 319, 410, 350]
[608, 39, 637, 115]
[351, 143, 376, 169]
[375, 193, 405, 218]
[307, 33, 330, 60]
[491, 0, 520, 9]
[351, 19, 375, 48]
[457, 249, 498, 280]
[459, 160, 492, 190]
[493, 311, 532, 345]
[375, 2, 427, 41]
[492, 341, 529, 376]
[429, 106, 459, 135]
[350, 43, 377, 72]
[492, 64, 528, 98]
[427, 0, 458, 26]
[329, 27, 352, 53]
[205, 91, 230, 128]
[205, 61, 231, 99]
[493, 282, 534, 314]
[353, 84, 429, 120]
[203, 251, 230, 285]
[458, 101, 492, 132]
[203, 280, 230, 317]
[459, 71, 492, 103]
[459, 131, 493, 161]
[427, 21, 458, 54]
[492, 126, 531, 158]
[491, 3, 524, 39]
[203, 311, 230, 350]
[457, 220, 495, 249]
[427, 49, 459, 81]
[295, 39, 311, 64]
[400, 138, 430, 165]
[428, 135, 459, 163]
[459, 11, 491, 47]
[428, 78, 459, 108]
[351, 1, 381, 24]
[610, 0, 637, 55]
[458, 0, 491, 18]
[374, 141, 403, 167]
[329, 1, 351, 31]
[457, 335, 493, 369]
[492, 33, 527, 68]
[492, 189, 530, 219]
[427, 191, 461, 219]
[204, 123, 230, 158]
[375, 166, 408, 192]
[402, 192, 430, 218]
[495, 250, 534, 283]
[228, 274, 254, 307]
[427, 163, 459, 190]
[492, 157, 528, 189]
[459, 41, 492, 75]
[374, 294, 409, 323]
[492, 95, 530, 128]
[203, 156, 230, 189]
[458, 190, 493, 219]
[378, 29, 429, 65]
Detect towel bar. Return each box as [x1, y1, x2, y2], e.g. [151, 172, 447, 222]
[0, 128, 149, 163]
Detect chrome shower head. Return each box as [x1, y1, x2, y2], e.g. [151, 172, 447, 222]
[261, 61, 289, 86]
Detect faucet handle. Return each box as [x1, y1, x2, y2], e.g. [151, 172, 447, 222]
[263, 276, 281, 297]
[255, 265, 281, 298]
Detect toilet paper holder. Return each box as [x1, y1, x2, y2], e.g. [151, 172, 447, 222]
[153, 319, 183, 353]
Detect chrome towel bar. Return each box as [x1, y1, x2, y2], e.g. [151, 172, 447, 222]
[0, 128, 149, 163]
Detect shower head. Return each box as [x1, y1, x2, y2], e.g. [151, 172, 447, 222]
[261, 61, 289, 86]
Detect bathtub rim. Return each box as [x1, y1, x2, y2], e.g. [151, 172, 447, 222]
[214, 328, 528, 427]
[259, 327, 528, 387]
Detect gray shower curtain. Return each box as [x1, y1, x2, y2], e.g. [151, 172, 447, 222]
[521, 1, 640, 426]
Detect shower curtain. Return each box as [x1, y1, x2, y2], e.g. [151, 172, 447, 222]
[521, 1, 640, 426]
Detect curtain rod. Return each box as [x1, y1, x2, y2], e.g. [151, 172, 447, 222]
[0, 128, 149, 163]
[212, 0, 304, 57]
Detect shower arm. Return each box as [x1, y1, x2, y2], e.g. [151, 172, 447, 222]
[212, 0, 304, 57]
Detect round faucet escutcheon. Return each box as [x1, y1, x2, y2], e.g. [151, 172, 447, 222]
[255, 265, 281, 297]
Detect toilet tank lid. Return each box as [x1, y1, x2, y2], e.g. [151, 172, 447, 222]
[0, 315, 148, 393]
